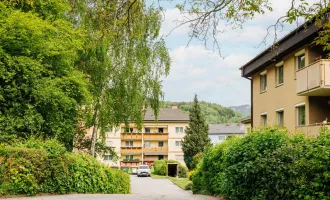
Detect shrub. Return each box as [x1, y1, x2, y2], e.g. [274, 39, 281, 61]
[187, 170, 194, 181]
[192, 127, 330, 200]
[191, 152, 203, 170]
[153, 160, 167, 176]
[0, 139, 130, 196]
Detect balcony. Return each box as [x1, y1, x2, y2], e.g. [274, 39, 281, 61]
[296, 59, 330, 96]
[144, 134, 168, 141]
[120, 147, 142, 155]
[143, 147, 168, 155]
[121, 134, 142, 140]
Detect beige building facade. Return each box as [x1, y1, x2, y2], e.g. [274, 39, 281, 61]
[240, 22, 330, 136]
[100, 106, 189, 170]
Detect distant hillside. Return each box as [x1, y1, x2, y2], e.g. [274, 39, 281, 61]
[229, 104, 251, 116]
[163, 101, 244, 124]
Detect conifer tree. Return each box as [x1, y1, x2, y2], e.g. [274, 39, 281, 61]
[182, 94, 211, 169]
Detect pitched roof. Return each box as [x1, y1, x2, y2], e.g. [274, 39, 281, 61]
[240, 21, 319, 77]
[208, 124, 245, 134]
[144, 108, 189, 122]
[240, 117, 251, 124]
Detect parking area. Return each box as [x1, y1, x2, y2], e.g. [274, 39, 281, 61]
[7, 175, 218, 200]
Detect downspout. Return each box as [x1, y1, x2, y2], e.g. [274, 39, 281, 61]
[244, 77, 253, 128]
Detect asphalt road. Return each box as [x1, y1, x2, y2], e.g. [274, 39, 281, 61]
[4, 175, 218, 200]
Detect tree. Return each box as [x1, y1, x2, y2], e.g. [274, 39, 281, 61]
[167, 0, 330, 56]
[0, 2, 89, 150]
[1, 0, 170, 157]
[182, 95, 211, 170]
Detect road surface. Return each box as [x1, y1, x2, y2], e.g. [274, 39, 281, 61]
[5, 175, 219, 200]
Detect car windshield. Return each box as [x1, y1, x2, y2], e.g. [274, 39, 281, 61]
[139, 166, 149, 169]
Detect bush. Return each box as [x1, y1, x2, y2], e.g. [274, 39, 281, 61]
[153, 160, 167, 176]
[0, 139, 130, 196]
[192, 127, 330, 199]
[187, 170, 194, 181]
[152, 160, 188, 178]
[191, 152, 203, 170]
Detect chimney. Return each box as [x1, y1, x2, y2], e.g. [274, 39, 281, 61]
[171, 105, 178, 109]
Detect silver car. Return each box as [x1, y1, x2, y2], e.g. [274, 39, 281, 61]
[137, 165, 150, 177]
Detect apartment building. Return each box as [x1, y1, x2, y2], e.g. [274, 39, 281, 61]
[102, 105, 189, 170]
[240, 20, 330, 136]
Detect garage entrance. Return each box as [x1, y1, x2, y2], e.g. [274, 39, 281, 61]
[167, 163, 178, 177]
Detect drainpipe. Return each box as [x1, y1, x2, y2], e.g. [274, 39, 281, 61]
[244, 77, 253, 128]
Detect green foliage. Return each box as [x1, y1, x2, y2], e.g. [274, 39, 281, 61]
[192, 127, 330, 199]
[182, 95, 211, 170]
[153, 160, 167, 176]
[0, 139, 130, 196]
[163, 101, 244, 124]
[191, 152, 203, 170]
[152, 160, 188, 178]
[0, 1, 88, 150]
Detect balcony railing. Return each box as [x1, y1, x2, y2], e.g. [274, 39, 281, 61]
[143, 147, 168, 155]
[144, 134, 168, 141]
[120, 147, 142, 154]
[296, 59, 330, 96]
[121, 134, 142, 140]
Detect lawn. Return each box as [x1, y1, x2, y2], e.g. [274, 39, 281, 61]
[168, 177, 192, 190]
[150, 174, 169, 179]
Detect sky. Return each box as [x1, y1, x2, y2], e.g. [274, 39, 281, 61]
[154, 0, 308, 107]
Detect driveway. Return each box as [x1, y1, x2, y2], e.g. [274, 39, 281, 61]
[5, 175, 218, 200]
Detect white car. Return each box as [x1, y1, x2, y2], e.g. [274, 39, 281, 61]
[137, 165, 150, 177]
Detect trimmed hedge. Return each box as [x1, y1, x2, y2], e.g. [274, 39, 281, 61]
[0, 139, 130, 196]
[192, 127, 330, 199]
[152, 160, 188, 178]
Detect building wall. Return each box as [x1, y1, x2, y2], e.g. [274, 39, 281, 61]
[167, 122, 187, 166]
[252, 46, 310, 132]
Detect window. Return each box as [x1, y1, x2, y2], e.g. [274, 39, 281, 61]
[218, 135, 226, 143]
[175, 127, 184, 133]
[158, 141, 164, 147]
[158, 155, 164, 160]
[145, 127, 150, 133]
[104, 155, 112, 161]
[125, 141, 133, 147]
[261, 114, 267, 126]
[296, 104, 306, 126]
[260, 73, 267, 92]
[297, 54, 305, 70]
[144, 141, 150, 147]
[276, 65, 284, 85]
[129, 128, 134, 133]
[175, 141, 182, 147]
[125, 155, 133, 160]
[158, 128, 164, 133]
[277, 110, 284, 127]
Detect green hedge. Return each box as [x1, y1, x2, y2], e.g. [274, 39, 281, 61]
[192, 127, 330, 199]
[0, 139, 130, 196]
[152, 160, 188, 178]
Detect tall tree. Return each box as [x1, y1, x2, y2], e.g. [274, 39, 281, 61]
[1, 0, 171, 156]
[182, 95, 211, 170]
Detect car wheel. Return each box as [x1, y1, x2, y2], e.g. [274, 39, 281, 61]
[137, 175, 139, 177]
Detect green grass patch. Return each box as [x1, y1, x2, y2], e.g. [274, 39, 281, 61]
[169, 177, 192, 190]
[150, 174, 169, 179]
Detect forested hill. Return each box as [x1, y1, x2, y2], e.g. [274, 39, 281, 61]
[163, 101, 246, 124]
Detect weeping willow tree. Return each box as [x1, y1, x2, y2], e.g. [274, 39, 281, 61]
[1, 0, 170, 155]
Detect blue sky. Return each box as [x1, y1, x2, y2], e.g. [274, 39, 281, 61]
[155, 0, 307, 107]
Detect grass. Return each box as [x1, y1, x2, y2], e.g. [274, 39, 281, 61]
[168, 177, 192, 190]
[150, 174, 169, 179]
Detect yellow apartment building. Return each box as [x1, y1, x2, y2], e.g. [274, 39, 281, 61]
[240, 21, 330, 136]
[101, 105, 189, 170]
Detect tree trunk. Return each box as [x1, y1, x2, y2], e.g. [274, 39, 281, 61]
[90, 109, 99, 156]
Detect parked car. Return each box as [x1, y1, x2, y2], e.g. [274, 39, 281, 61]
[137, 165, 150, 177]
